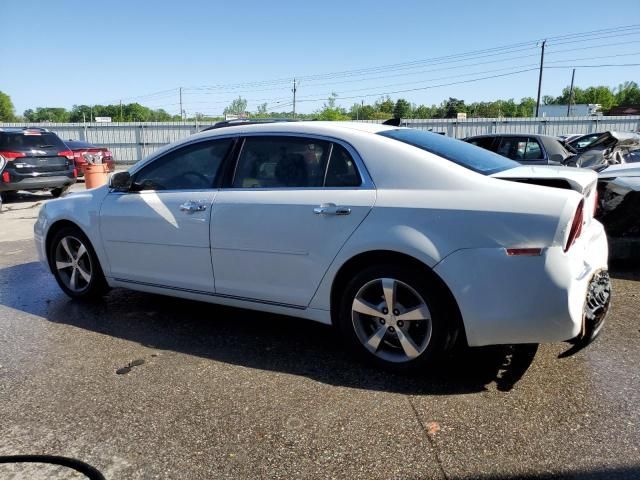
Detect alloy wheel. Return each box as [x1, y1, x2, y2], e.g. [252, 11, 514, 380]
[351, 277, 432, 363]
[54, 236, 93, 293]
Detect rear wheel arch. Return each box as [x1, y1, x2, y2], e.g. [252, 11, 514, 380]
[329, 249, 466, 348]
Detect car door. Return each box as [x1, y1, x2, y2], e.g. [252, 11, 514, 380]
[210, 135, 376, 307]
[100, 138, 233, 292]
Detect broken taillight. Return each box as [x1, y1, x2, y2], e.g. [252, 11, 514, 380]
[564, 200, 584, 252]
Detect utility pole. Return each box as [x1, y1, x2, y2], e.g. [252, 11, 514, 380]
[179, 87, 183, 121]
[90, 105, 93, 123]
[119, 100, 123, 121]
[292, 78, 297, 119]
[566, 69, 576, 117]
[535, 40, 546, 117]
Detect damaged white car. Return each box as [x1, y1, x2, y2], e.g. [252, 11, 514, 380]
[35, 123, 611, 369]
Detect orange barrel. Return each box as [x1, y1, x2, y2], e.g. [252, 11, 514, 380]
[83, 164, 110, 189]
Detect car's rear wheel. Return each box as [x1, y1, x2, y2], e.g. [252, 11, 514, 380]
[49, 226, 108, 300]
[338, 264, 454, 370]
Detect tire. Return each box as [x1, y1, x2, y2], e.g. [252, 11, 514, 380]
[48, 226, 108, 300]
[337, 264, 455, 371]
[0, 191, 17, 202]
[51, 187, 69, 198]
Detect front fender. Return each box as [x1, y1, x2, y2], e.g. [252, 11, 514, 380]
[35, 186, 111, 274]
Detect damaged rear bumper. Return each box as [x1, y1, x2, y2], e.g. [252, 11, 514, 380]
[560, 269, 611, 357]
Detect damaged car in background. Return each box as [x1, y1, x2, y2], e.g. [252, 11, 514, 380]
[564, 131, 640, 168]
[597, 163, 640, 240]
[466, 131, 640, 170]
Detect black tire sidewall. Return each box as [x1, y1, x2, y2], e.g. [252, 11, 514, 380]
[48, 227, 107, 299]
[338, 264, 452, 371]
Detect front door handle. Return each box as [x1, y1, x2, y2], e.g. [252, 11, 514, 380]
[179, 200, 207, 213]
[313, 203, 351, 216]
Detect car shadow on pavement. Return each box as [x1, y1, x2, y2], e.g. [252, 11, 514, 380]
[0, 261, 538, 396]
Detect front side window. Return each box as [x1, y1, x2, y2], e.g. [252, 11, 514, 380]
[131, 139, 232, 191]
[233, 137, 331, 188]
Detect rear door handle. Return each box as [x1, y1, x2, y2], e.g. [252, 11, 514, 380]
[313, 203, 351, 216]
[180, 200, 207, 213]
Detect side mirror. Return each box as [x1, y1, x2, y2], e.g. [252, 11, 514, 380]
[109, 171, 131, 191]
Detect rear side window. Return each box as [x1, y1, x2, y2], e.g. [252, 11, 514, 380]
[132, 139, 232, 191]
[466, 137, 495, 151]
[325, 143, 361, 187]
[0, 132, 67, 151]
[233, 137, 331, 188]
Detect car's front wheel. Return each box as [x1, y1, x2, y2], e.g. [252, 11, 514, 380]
[48, 226, 108, 300]
[338, 264, 455, 370]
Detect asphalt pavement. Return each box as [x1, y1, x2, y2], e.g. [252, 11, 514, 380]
[0, 185, 639, 479]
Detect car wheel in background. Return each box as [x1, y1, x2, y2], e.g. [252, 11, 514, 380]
[48, 226, 108, 300]
[51, 187, 69, 198]
[338, 264, 455, 371]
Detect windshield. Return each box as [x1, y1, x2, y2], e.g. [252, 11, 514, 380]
[378, 128, 518, 175]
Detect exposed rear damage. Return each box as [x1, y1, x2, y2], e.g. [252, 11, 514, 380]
[597, 163, 640, 238]
[485, 165, 611, 355]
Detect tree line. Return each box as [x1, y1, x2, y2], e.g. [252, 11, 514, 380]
[1, 81, 639, 123]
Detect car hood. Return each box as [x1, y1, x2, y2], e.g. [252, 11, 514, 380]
[492, 165, 597, 194]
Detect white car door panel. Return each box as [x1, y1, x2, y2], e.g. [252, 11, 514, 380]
[211, 189, 375, 306]
[99, 138, 233, 293]
[100, 191, 216, 292]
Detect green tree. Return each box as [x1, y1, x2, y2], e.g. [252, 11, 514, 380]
[393, 98, 412, 119]
[0, 91, 17, 122]
[375, 96, 394, 114]
[315, 93, 348, 120]
[224, 96, 248, 116]
[23, 107, 70, 122]
[615, 81, 640, 106]
[256, 102, 268, 116]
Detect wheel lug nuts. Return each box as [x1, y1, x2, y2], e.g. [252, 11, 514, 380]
[393, 309, 400, 316]
[397, 321, 404, 327]
[379, 318, 386, 325]
[382, 308, 388, 314]
[389, 326, 395, 332]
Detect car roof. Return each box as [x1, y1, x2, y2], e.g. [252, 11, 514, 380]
[196, 120, 394, 137]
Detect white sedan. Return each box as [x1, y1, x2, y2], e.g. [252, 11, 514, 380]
[34, 122, 611, 369]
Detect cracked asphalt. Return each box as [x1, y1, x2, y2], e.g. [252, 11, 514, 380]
[0, 187, 639, 479]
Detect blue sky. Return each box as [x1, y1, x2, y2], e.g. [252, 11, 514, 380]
[2, 0, 640, 116]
